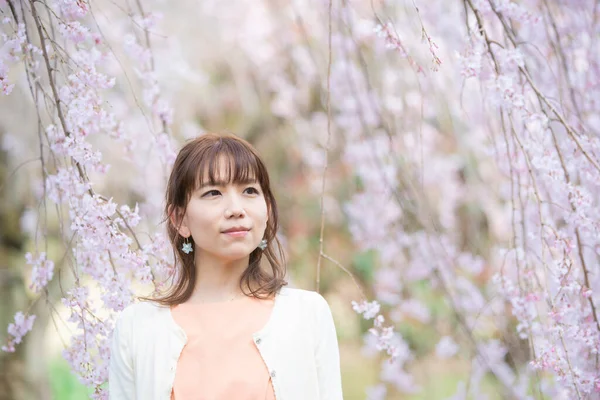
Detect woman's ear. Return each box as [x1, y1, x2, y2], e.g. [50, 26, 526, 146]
[168, 205, 191, 238]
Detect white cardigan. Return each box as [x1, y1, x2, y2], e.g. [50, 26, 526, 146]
[109, 286, 344, 399]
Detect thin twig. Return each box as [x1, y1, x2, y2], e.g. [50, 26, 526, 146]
[315, 0, 334, 293]
[320, 252, 366, 300]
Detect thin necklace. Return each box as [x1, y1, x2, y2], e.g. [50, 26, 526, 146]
[199, 291, 243, 304]
[227, 291, 243, 302]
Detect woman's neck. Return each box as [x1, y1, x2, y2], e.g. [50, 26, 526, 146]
[188, 253, 249, 303]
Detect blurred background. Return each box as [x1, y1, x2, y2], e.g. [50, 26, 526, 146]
[2, 0, 599, 399]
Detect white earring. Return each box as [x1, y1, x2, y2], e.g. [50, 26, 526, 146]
[258, 239, 267, 250]
[182, 237, 193, 254]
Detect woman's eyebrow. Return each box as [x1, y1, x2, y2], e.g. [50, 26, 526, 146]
[197, 178, 258, 190]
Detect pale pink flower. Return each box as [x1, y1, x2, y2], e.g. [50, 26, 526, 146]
[26, 252, 55, 293]
[1, 312, 36, 353]
[365, 383, 387, 400]
[352, 299, 381, 320]
[58, 21, 90, 43]
[436, 336, 459, 359]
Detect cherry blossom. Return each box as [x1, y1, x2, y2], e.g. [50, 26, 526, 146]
[1, 312, 36, 353]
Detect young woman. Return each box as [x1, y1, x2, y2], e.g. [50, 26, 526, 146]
[109, 133, 343, 399]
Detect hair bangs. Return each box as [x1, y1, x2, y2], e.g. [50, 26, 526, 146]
[193, 137, 263, 191]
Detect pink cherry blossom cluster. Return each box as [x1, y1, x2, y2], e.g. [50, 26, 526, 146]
[468, 0, 600, 391]
[457, 31, 486, 78]
[356, 305, 417, 397]
[0, 0, 177, 397]
[1, 312, 36, 353]
[122, 13, 176, 168]
[61, 285, 113, 395]
[490, 0, 541, 24]
[374, 22, 422, 72]
[0, 20, 27, 95]
[26, 252, 55, 293]
[329, 0, 600, 397]
[352, 299, 381, 320]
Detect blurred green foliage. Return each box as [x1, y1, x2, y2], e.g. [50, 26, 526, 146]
[49, 358, 91, 400]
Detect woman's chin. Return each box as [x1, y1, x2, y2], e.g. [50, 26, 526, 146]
[219, 247, 255, 262]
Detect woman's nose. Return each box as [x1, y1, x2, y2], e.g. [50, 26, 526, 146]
[224, 193, 245, 218]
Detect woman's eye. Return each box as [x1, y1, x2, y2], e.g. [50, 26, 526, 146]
[202, 190, 221, 197]
[244, 187, 260, 195]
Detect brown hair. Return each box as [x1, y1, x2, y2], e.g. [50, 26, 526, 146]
[146, 132, 287, 306]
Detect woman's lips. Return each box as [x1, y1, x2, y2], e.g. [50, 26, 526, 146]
[223, 230, 249, 238]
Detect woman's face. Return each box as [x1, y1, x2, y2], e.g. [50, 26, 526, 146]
[178, 159, 269, 262]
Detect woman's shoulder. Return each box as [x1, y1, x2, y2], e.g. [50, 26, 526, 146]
[280, 286, 327, 299]
[278, 286, 331, 311]
[277, 287, 336, 337]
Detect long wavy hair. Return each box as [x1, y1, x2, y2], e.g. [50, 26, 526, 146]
[146, 133, 287, 306]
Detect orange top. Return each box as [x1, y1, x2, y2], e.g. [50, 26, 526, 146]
[170, 295, 276, 400]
